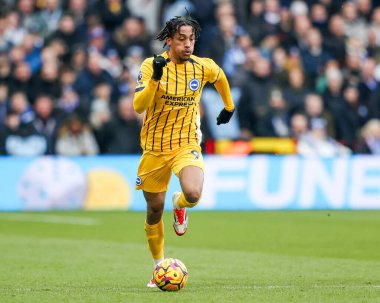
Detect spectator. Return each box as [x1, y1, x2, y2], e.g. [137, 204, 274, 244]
[300, 27, 331, 85]
[285, 14, 311, 51]
[341, 1, 368, 45]
[103, 48, 123, 78]
[59, 66, 77, 91]
[112, 16, 152, 58]
[283, 67, 310, 115]
[4, 11, 27, 47]
[114, 66, 134, 99]
[32, 94, 62, 154]
[58, 87, 83, 117]
[344, 39, 365, 85]
[126, 0, 161, 35]
[278, 6, 293, 41]
[8, 62, 34, 102]
[74, 51, 114, 99]
[289, 0, 309, 18]
[290, 112, 309, 140]
[0, 83, 8, 127]
[56, 112, 99, 155]
[304, 93, 336, 138]
[32, 61, 62, 100]
[261, 0, 282, 38]
[201, 86, 241, 140]
[0, 10, 10, 54]
[0, 55, 11, 85]
[368, 82, 380, 119]
[271, 46, 289, 89]
[97, 95, 141, 154]
[370, 6, 380, 45]
[310, 3, 329, 35]
[123, 45, 145, 80]
[322, 66, 345, 115]
[9, 91, 35, 123]
[256, 89, 290, 137]
[323, 14, 347, 65]
[238, 55, 274, 136]
[65, 0, 88, 35]
[201, 2, 245, 69]
[20, 32, 43, 75]
[38, 0, 63, 37]
[357, 0, 373, 22]
[366, 26, 380, 60]
[70, 44, 87, 72]
[356, 119, 380, 154]
[336, 84, 370, 148]
[297, 118, 352, 157]
[47, 13, 82, 58]
[0, 125, 5, 154]
[96, 0, 130, 33]
[243, 0, 266, 43]
[58, 66, 89, 117]
[89, 82, 114, 132]
[3, 111, 47, 156]
[8, 45, 26, 67]
[358, 57, 378, 107]
[87, 25, 112, 55]
[17, 0, 46, 37]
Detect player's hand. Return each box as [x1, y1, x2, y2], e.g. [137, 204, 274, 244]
[152, 54, 167, 81]
[216, 108, 234, 125]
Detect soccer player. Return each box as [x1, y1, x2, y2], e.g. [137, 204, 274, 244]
[132, 14, 235, 287]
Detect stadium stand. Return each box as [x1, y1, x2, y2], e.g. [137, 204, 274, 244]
[0, 0, 380, 156]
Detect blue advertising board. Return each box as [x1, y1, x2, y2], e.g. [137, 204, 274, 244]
[0, 155, 379, 211]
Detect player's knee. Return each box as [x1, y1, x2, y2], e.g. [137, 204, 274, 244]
[184, 190, 201, 206]
[148, 203, 163, 215]
[147, 206, 163, 225]
[146, 202, 164, 222]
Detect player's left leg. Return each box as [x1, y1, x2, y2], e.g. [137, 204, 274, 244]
[172, 165, 203, 235]
[171, 146, 204, 236]
[178, 165, 204, 207]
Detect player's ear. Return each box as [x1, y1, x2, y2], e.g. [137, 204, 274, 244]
[166, 37, 171, 47]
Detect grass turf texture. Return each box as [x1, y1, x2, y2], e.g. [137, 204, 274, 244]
[1, 211, 380, 302]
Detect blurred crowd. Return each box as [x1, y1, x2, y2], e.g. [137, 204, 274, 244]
[0, 0, 379, 157]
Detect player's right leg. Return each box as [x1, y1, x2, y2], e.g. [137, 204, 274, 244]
[135, 151, 172, 287]
[144, 191, 166, 287]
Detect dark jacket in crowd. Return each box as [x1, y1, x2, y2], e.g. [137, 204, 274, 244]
[97, 114, 141, 154]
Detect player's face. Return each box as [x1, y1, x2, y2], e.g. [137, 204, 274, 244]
[167, 25, 195, 63]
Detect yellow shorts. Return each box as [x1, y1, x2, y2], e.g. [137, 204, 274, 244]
[135, 144, 204, 193]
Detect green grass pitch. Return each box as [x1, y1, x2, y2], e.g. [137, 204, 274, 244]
[1, 210, 380, 302]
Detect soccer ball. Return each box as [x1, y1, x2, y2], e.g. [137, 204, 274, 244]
[153, 258, 188, 291]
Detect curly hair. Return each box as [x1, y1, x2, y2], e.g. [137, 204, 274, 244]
[155, 15, 201, 47]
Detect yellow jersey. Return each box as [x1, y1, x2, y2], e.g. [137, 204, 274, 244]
[133, 51, 234, 153]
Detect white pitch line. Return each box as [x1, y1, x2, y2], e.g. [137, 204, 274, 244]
[5, 285, 380, 293]
[0, 214, 100, 225]
[214, 285, 380, 290]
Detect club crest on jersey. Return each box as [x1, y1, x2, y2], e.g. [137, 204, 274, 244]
[137, 71, 142, 81]
[191, 150, 200, 160]
[189, 78, 200, 91]
[136, 176, 142, 186]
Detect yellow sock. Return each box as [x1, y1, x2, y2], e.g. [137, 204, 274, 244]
[145, 219, 164, 260]
[177, 192, 200, 209]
